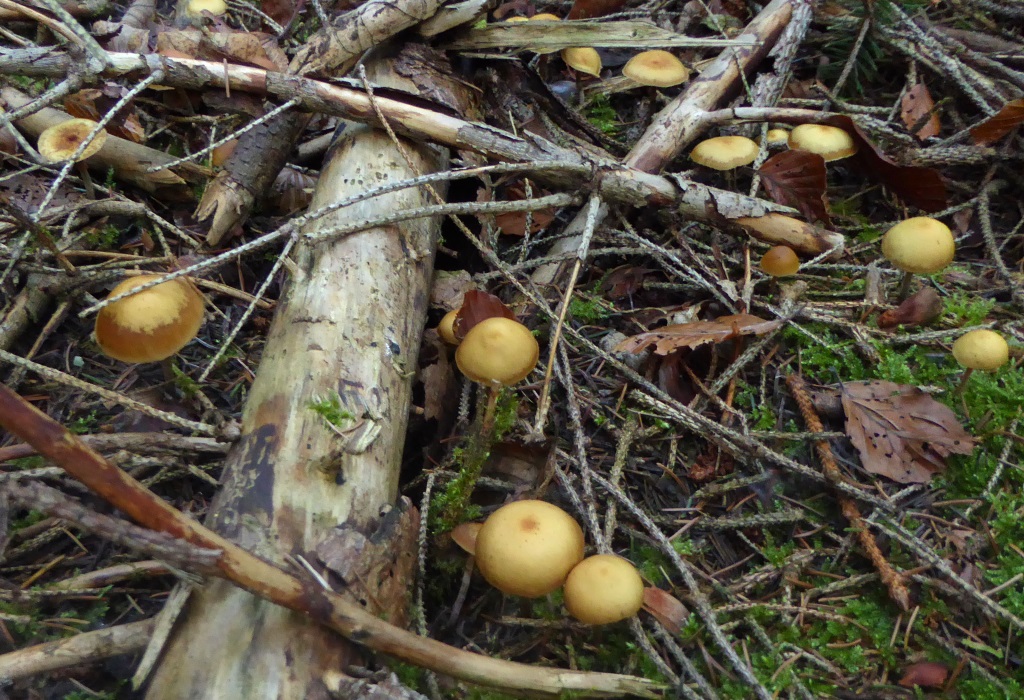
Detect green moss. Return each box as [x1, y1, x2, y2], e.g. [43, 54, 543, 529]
[583, 94, 621, 137]
[308, 392, 356, 427]
[568, 295, 612, 324]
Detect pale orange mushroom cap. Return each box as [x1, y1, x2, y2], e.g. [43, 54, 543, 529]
[881, 217, 955, 274]
[952, 329, 1009, 372]
[562, 47, 602, 77]
[95, 275, 205, 363]
[455, 317, 539, 386]
[185, 0, 227, 16]
[37, 119, 107, 163]
[760, 245, 800, 277]
[622, 50, 690, 88]
[438, 309, 459, 346]
[788, 124, 858, 162]
[690, 135, 760, 170]
[474, 500, 585, 598]
[563, 554, 645, 625]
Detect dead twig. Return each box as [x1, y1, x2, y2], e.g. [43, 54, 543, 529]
[785, 373, 911, 611]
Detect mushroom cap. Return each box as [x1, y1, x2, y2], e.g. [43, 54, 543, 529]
[438, 309, 460, 346]
[765, 128, 790, 146]
[185, 0, 227, 16]
[95, 275, 205, 363]
[474, 500, 585, 598]
[952, 329, 1009, 371]
[787, 124, 858, 162]
[690, 135, 759, 170]
[760, 245, 800, 277]
[561, 47, 602, 77]
[622, 50, 690, 88]
[455, 317, 539, 386]
[563, 554, 645, 625]
[37, 119, 108, 163]
[881, 217, 955, 274]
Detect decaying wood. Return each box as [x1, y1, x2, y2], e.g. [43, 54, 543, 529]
[197, 0, 443, 246]
[1, 87, 209, 195]
[143, 51, 454, 699]
[442, 19, 755, 51]
[0, 47, 846, 256]
[0, 618, 156, 682]
[0, 377, 661, 698]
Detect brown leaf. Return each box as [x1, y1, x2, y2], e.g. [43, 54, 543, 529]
[600, 265, 652, 299]
[877, 287, 944, 329]
[261, 0, 302, 26]
[476, 183, 555, 237]
[642, 587, 688, 634]
[567, 0, 627, 19]
[430, 270, 475, 311]
[758, 150, 831, 226]
[823, 115, 947, 212]
[898, 661, 949, 688]
[900, 83, 941, 140]
[454, 290, 516, 340]
[199, 31, 289, 72]
[615, 314, 782, 355]
[840, 380, 975, 484]
[970, 99, 1024, 146]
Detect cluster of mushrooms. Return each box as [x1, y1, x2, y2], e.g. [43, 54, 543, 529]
[508, 14, 691, 87]
[461, 499, 646, 625]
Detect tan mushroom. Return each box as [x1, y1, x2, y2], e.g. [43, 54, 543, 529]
[787, 124, 858, 162]
[690, 135, 759, 170]
[622, 50, 690, 88]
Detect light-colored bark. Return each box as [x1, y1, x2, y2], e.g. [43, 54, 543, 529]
[0, 619, 155, 682]
[142, 55, 448, 699]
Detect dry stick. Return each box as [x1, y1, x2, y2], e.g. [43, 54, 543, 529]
[785, 374, 911, 611]
[0, 618, 156, 682]
[0, 48, 845, 256]
[0, 348, 216, 435]
[2, 480, 222, 575]
[0, 364, 658, 699]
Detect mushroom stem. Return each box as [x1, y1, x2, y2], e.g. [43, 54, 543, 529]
[895, 271, 914, 302]
[955, 367, 974, 415]
[76, 162, 96, 199]
[480, 385, 501, 436]
[160, 357, 177, 384]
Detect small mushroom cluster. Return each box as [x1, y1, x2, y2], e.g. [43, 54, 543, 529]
[469, 499, 646, 625]
[511, 15, 691, 88]
[439, 310, 539, 388]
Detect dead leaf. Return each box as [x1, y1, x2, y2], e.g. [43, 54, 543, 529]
[900, 83, 941, 140]
[616, 314, 782, 355]
[877, 287, 943, 329]
[262, 0, 302, 26]
[454, 290, 516, 340]
[970, 99, 1024, 146]
[567, 0, 628, 19]
[476, 183, 555, 237]
[758, 150, 831, 225]
[600, 265, 652, 299]
[840, 380, 975, 484]
[265, 166, 315, 214]
[642, 587, 688, 634]
[823, 115, 947, 212]
[430, 270, 474, 311]
[422, 336, 457, 422]
[200, 31, 289, 72]
[898, 661, 948, 688]
[65, 86, 146, 143]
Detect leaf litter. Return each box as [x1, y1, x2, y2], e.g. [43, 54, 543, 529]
[840, 380, 975, 484]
